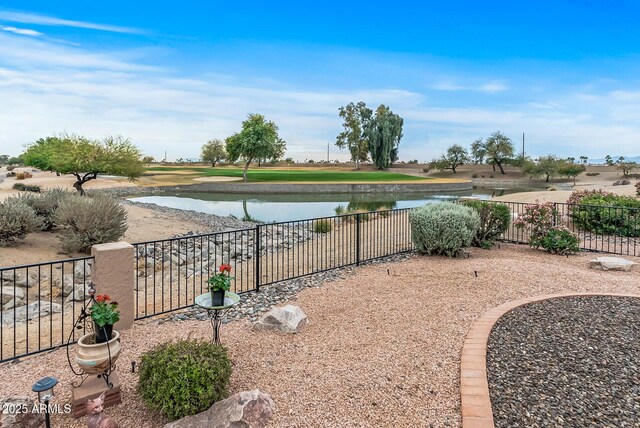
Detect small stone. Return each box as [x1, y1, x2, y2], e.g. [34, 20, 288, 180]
[253, 305, 307, 333]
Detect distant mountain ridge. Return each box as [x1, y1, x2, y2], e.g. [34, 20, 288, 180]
[588, 155, 640, 164]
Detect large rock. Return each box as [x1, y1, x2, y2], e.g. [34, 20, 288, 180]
[74, 262, 92, 282]
[1, 301, 62, 325]
[0, 396, 44, 427]
[589, 256, 637, 272]
[0, 287, 25, 306]
[2, 271, 41, 288]
[164, 389, 275, 428]
[253, 305, 307, 333]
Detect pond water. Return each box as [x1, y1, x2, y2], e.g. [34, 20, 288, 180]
[129, 187, 530, 223]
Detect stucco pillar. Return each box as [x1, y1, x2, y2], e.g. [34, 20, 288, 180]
[91, 242, 135, 330]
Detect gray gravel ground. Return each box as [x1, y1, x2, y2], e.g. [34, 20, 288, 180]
[487, 296, 640, 427]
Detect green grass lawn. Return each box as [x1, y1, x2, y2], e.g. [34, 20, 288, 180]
[146, 166, 431, 182]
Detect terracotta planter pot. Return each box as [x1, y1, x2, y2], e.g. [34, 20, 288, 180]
[75, 330, 121, 375]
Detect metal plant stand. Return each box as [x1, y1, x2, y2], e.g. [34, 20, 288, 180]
[194, 292, 240, 344]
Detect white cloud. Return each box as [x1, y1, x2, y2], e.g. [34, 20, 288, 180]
[431, 80, 508, 93]
[0, 10, 143, 34]
[0, 25, 42, 36]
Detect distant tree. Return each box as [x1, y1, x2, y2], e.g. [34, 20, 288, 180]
[142, 155, 155, 166]
[475, 131, 514, 174]
[176, 158, 184, 163]
[366, 104, 403, 170]
[8, 156, 22, 165]
[579, 156, 588, 164]
[225, 114, 285, 182]
[201, 139, 226, 167]
[558, 162, 586, 185]
[522, 155, 562, 182]
[470, 138, 486, 164]
[335, 101, 372, 168]
[22, 134, 144, 195]
[616, 156, 626, 164]
[431, 144, 469, 173]
[566, 157, 575, 163]
[407, 159, 419, 164]
[617, 161, 637, 177]
[604, 155, 614, 166]
[0, 154, 9, 165]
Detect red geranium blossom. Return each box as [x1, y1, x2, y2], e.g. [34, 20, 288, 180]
[219, 264, 232, 273]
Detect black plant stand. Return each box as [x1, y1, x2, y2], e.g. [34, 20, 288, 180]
[194, 292, 240, 344]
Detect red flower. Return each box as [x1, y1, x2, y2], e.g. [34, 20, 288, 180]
[95, 294, 111, 303]
[219, 264, 232, 273]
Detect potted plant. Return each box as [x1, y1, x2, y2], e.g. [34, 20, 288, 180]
[75, 294, 122, 375]
[207, 264, 233, 306]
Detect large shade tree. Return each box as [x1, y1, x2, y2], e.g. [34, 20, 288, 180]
[335, 101, 372, 168]
[201, 139, 226, 166]
[225, 114, 286, 182]
[366, 104, 403, 170]
[431, 144, 469, 173]
[22, 134, 144, 195]
[474, 131, 515, 174]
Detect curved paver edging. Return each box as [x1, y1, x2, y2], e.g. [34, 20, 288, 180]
[460, 292, 640, 428]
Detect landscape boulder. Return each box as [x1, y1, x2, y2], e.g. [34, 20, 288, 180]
[0, 287, 25, 306]
[164, 389, 275, 428]
[612, 179, 631, 186]
[1, 301, 62, 325]
[253, 305, 307, 333]
[589, 256, 637, 272]
[0, 396, 44, 428]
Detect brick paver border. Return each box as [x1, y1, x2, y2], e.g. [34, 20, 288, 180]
[460, 292, 640, 428]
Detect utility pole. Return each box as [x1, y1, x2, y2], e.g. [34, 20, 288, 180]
[522, 133, 525, 159]
[327, 142, 329, 163]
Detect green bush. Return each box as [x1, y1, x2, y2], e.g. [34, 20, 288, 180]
[571, 193, 640, 237]
[409, 202, 480, 256]
[55, 194, 127, 253]
[0, 200, 43, 246]
[313, 219, 332, 233]
[585, 172, 600, 176]
[537, 227, 580, 255]
[460, 200, 510, 249]
[138, 340, 232, 421]
[12, 183, 41, 192]
[15, 189, 72, 230]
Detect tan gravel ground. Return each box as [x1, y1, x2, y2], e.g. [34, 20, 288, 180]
[1, 244, 639, 427]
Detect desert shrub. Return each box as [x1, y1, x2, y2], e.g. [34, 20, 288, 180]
[313, 219, 332, 233]
[636, 180, 640, 196]
[538, 227, 580, 255]
[138, 340, 232, 421]
[409, 202, 480, 257]
[571, 193, 640, 237]
[17, 189, 73, 230]
[422, 167, 430, 173]
[0, 200, 43, 246]
[15, 172, 33, 180]
[585, 172, 600, 176]
[513, 201, 557, 245]
[12, 183, 41, 192]
[460, 200, 510, 249]
[548, 186, 558, 191]
[471, 173, 478, 178]
[566, 189, 613, 206]
[55, 194, 127, 253]
[6, 165, 16, 171]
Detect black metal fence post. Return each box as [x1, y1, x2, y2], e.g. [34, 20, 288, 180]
[356, 213, 361, 266]
[255, 224, 261, 292]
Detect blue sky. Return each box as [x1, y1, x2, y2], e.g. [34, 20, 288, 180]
[1, 1, 639, 161]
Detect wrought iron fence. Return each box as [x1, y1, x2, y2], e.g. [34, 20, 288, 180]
[133, 208, 415, 319]
[0, 257, 93, 363]
[488, 201, 640, 257]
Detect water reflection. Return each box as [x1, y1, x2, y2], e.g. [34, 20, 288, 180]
[129, 187, 529, 223]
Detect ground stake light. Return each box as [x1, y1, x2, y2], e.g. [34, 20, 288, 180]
[32, 376, 58, 428]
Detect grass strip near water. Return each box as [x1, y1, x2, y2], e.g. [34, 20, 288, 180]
[146, 166, 431, 182]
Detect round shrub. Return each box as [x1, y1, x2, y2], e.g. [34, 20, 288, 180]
[537, 227, 580, 255]
[15, 188, 72, 230]
[0, 200, 42, 246]
[55, 193, 127, 253]
[138, 340, 232, 421]
[460, 200, 510, 249]
[409, 202, 480, 256]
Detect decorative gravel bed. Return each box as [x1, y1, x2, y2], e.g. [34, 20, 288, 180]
[487, 296, 640, 427]
[0, 245, 638, 427]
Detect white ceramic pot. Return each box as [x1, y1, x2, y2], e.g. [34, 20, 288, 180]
[75, 330, 121, 375]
